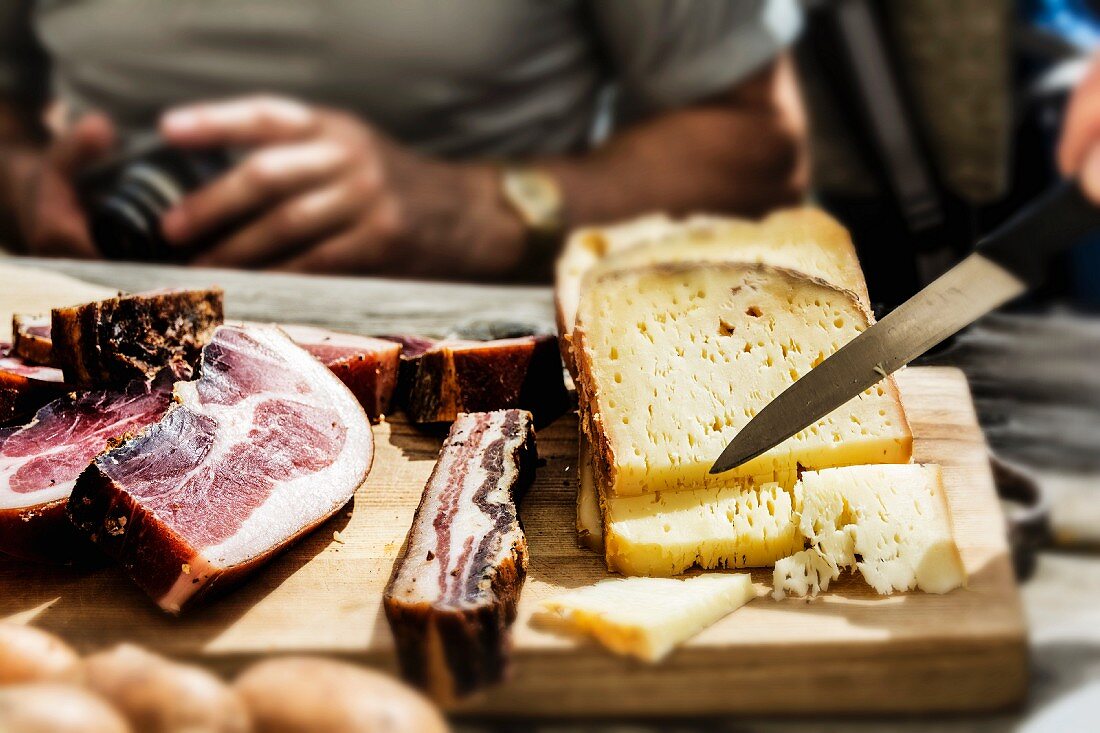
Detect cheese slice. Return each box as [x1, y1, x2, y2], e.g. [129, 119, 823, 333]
[556, 208, 869, 374]
[773, 464, 966, 598]
[574, 262, 912, 499]
[575, 436, 800, 575]
[603, 480, 802, 576]
[538, 574, 756, 662]
[575, 436, 604, 552]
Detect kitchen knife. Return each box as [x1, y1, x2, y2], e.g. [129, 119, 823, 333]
[710, 180, 1100, 475]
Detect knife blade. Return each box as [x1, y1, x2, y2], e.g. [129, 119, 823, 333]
[710, 180, 1100, 475]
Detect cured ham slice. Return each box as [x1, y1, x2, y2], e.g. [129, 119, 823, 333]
[279, 324, 401, 422]
[0, 377, 172, 562]
[386, 334, 568, 427]
[0, 345, 67, 426]
[11, 314, 54, 366]
[68, 324, 374, 613]
[384, 410, 536, 702]
[52, 288, 223, 387]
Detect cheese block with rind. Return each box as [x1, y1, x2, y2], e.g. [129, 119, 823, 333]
[556, 208, 869, 373]
[574, 262, 911, 499]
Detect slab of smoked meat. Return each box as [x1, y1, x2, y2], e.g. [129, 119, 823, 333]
[279, 324, 401, 421]
[0, 376, 172, 562]
[68, 324, 374, 613]
[0, 344, 68, 426]
[386, 334, 568, 428]
[52, 288, 223, 388]
[11, 314, 55, 366]
[384, 409, 537, 703]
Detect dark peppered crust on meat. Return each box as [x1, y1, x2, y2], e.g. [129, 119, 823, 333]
[51, 288, 224, 387]
[11, 314, 55, 366]
[0, 498, 95, 564]
[391, 334, 569, 427]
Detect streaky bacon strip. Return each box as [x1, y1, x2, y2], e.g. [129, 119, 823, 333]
[384, 409, 536, 703]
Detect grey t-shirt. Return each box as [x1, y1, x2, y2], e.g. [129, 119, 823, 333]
[1, 0, 801, 157]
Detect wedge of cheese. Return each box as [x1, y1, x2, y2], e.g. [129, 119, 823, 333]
[538, 574, 756, 662]
[603, 480, 803, 576]
[574, 262, 912, 499]
[773, 464, 966, 598]
[556, 208, 869, 374]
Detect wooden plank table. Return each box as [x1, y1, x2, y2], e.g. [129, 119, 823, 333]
[0, 258, 1042, 726]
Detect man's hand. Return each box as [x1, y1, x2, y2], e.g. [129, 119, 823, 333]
[160, 96, 525, 277]
[0, 114, 113, 257]
[1059, 54, 1100, 203]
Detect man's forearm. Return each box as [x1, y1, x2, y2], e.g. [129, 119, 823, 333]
[540, 55, 808, 228]
[0, 99, 44, 250]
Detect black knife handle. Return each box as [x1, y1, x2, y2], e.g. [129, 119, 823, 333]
[976, 180, 1100, 288]
[976, 179, 1100, 288]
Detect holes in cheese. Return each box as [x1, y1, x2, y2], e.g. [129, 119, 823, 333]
[537, 574, 756, 662]
[556, 208, 873, 374]
[773, 464, 966, 598]
[574, 262, 911, 499]
[603, 478, 802, 576]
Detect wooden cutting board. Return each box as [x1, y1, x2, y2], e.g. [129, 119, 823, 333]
[0, 266, 1026, 717]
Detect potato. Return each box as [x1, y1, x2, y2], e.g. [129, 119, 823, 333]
[0, 623, 82, 684]
[234, 657, 448, 733]
[82, 644, 250, 733]
[0, 682, 131, 732]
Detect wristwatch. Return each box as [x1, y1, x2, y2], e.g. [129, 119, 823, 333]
[498, 166, 565, 281]
[499, 166, 565, 239]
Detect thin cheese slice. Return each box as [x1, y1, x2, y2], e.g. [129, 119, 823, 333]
[556, 208, 870, 374]
[603, 480, 802, 576]
[574, 262, 912, 499]
[773, 464, 966, 598]
[538, 574, 756, 662]
[575, 436, 604, 552]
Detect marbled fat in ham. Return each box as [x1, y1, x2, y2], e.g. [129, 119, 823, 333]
[0, 376, 172, 562]
[384, 409, 536, 702]
[278, 324, 401, 421]
[68, 324, 374, 613]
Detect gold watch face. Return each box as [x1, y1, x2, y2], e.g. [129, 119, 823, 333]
[502, 168, 563, 235]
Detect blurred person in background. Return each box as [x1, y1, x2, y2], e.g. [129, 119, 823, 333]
[1060, 52, 1100, 206]
[0, 0, 808, 280]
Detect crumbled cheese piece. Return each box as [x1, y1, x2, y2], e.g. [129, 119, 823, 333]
[332, 530, 346, 544]
[539, 574, 756, 662]
[773, 464, 966, 598]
